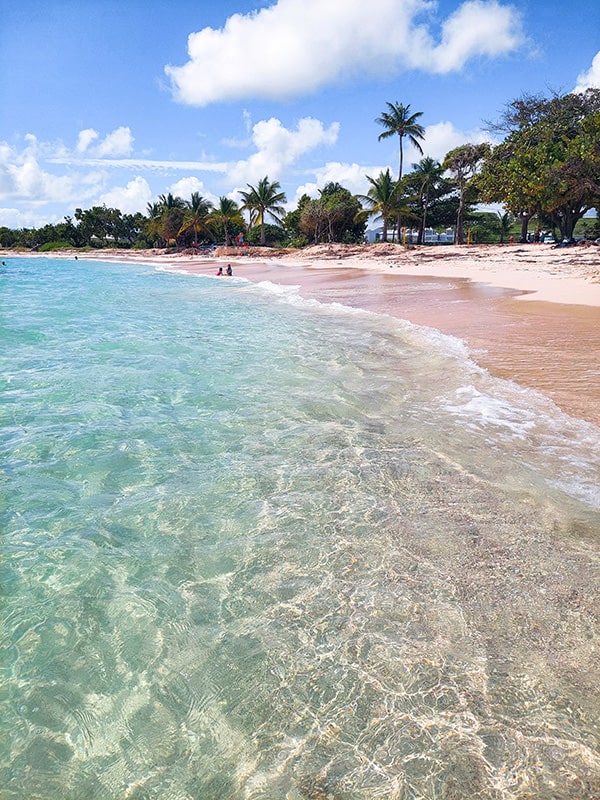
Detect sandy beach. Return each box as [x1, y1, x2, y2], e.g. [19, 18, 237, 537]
[8, 242, 600, 425]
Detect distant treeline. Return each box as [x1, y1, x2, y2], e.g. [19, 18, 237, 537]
[2, 89, 599, 251]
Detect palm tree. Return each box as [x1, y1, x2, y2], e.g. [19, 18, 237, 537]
[410, 157, 445, 244]
[157, 193, 186, 211]
[358, 169, 407, 243]
[179, 192, 213, 247]
[376, 102, 425, 181]
[497, 211, 514, 243]
[208, 196, 244, 247]
[240, 177, 287, 246]
[146, 194, 186, 246]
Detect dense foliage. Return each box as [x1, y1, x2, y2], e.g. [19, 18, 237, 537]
[1, 90, 598, 251]
[476, 89, 600, 241]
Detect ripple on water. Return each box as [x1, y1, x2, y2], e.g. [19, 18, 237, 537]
[2, 257, 600, 799]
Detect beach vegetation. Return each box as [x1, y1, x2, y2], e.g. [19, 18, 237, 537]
[376, 102, 425, 181]
[207, 197, 244, 247]
[178, 192, 214, 247]
[38, 241, 75, 251]
[477, 88, 600, 241]
[296, 182, 365, 244]
[497, 211, 514, 244]
[245, 222, 287, 246]
[281, 194, 311, 247]
[443, 143, 491, 245]
[240, 177, 287, 246]
[404, 157, 452, 245]
[357, 169, 412, 243]
[3, 90, 599, 253]
[146, 193, 188, 247]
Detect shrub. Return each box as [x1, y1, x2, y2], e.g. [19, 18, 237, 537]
[39, 241, 74, 252]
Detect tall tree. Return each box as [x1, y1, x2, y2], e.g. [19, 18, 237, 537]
[358, 169, 410, 243]
[443, 143, 490, 244]
[208, 196, 244, 247]
[406, 157, 446, 244]
[179, 192, 213, 247]
[146, 193, 187, 246]
[297, 183, 365, 244]
[157, 193, 186, 211]
[240, 177, 287, 246]
[376, 102, 425, 181]
[478, 89, 600, 241]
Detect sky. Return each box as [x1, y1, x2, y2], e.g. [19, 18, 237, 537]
[1, 0, 599, 229]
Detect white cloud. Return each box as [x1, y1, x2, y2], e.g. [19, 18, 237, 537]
[166, 0, 524, 106]
[420, 121, 492, 162]
[166, 176, 221, 205]
[294, 162, 386, 202]
[0, 137, 103, 204]
[95, 126, 134, 157]
[427, 0, 524, 72]
[227, 116, 339, 186]
[98, 176, 153, 214]
[77, 128, 99, 153]
[291, 121, 493, 204]
[0, 207, 25, 228]
[575, 51, 600, 92]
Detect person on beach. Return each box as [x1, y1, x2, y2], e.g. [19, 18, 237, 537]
[226, 264, 233, 276]
[216, 266, 223, 276]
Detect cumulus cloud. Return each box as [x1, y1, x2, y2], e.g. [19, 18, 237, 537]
[0, 207, 25, 227]
[98, 176, 153, 214]
[77, 128, 99, 153]
[227, 116, 339, 187]
[428, 1, 523, 72]
[420, 121, 492, 161]
[166, 0, 524, 106]
[95, 127, 134, 157]
[167, 176, 204, 197]
[575, 51, 600, 92]
[0, 136, 102, 204]
[294, 162, 386, 202]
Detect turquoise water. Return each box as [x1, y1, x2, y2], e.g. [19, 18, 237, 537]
[2, 256, 600, 799]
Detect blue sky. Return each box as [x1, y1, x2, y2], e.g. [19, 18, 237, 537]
[1, 0, 599, 229]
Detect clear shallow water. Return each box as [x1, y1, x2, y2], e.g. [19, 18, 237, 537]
[2, 257, 600, 799]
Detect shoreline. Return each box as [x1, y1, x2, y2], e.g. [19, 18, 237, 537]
[5, 244, 600, 425]
[10, 240, 598, 305]
[5, 241, 600, 306]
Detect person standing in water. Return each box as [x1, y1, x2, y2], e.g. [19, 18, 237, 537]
[226, 264, 233, 276]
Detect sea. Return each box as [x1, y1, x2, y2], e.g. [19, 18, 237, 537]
[2, 256, 600, 799]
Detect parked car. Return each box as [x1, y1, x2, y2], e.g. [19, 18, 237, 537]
[543, 235, 555, 243]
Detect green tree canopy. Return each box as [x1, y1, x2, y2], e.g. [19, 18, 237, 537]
[358, 169, 411, 243]
[208, 196, 244, 247]
[443, 143, 490, 244]
[477, 89, 600, 241]
[240, 177, 287, 246]
[298, 183, 365, 244]
[178, 192, 213, 247]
